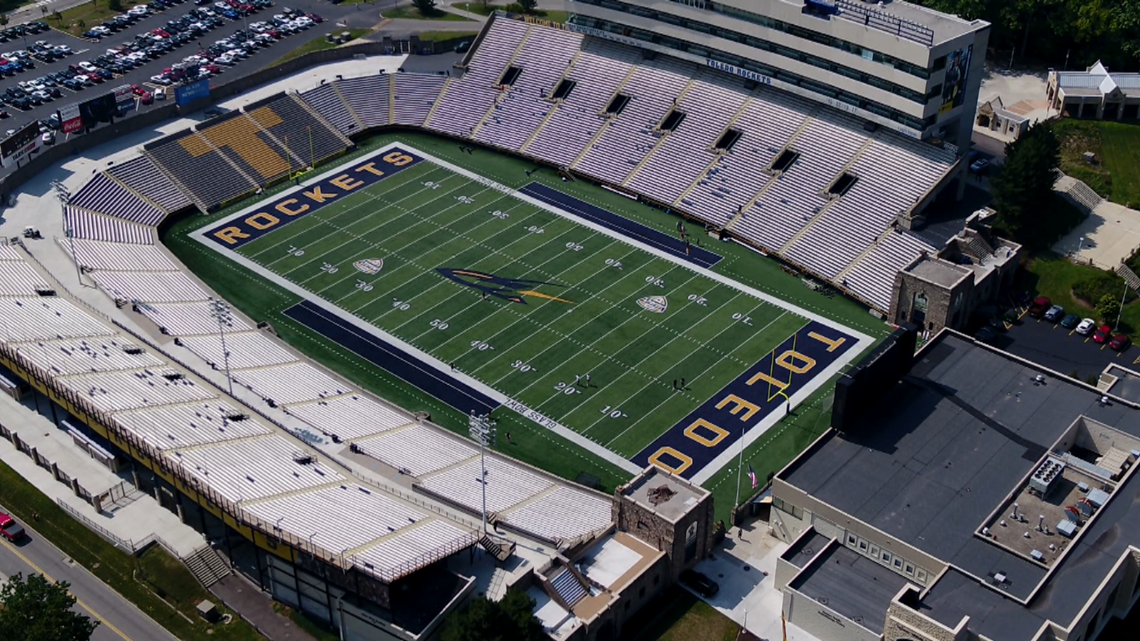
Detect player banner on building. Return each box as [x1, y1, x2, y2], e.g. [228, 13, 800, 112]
[114, 84, 135, 114]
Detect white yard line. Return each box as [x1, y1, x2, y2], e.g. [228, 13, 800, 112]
[192, 142, 873, 479]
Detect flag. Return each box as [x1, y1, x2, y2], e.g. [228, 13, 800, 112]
[748, 464, 758, 489]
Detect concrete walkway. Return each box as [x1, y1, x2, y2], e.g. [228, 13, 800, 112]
[688, 522, 821, 641]
[212, 574, 319, 641]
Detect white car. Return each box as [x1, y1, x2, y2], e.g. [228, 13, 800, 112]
[54, 44, 72, 55]
[127, 5, 148, 15]
[155, 87, 166, 100]
[74, 74, 91, 85]
[150, 74, 172, 84]
[215, 53, 235, 65]
[31, 90, 51, 102]
[40, 132, 54, 144]
[1076, 318, 1097, 335]
[78, 60, 98, 72]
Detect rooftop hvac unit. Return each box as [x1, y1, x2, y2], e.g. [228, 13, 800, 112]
[1029, 457, 1066, 496]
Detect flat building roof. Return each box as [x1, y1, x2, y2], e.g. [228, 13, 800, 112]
[779, 331, 1140, 639]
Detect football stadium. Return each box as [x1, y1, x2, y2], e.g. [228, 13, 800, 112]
[0, 1, 1007, 639]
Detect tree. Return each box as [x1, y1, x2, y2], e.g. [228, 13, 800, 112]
[412, 0, 438, 16]
[441, 590, 544, 641]
[516, 0, 538, 13]
[0, 15, 8, 26]
[109, 0, 123, 11]
[990, 121, 1061, 248]
[0, 573, 98, 641]
[1097, 292, 1121, 327]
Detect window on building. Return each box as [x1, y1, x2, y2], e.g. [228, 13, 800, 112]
[847, 534, 858, 547]
[858, 539, 868, 551]
[882, 551, 892, 564]
[893, 557, 903, 569]
[905, 563, 915, 576]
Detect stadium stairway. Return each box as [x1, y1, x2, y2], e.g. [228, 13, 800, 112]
[187, 131, 262, 191]
[567, 64, 640, 170]
[479, 533, 516, 562]
[142, 150, 210, 213]
[833, 223, 904, 283]
[332, 81, 367, 133]
[469, 25, 536, 140]
[183, 544, 232, 588]
[422, 77, 454, 130]
[779, 132, 879, 254]
[386, 75, 397, 126]
[102, 171, 168, 217]
[671, 93, 757, 209]
[289, 92, 356, 151]
[620, 76, 699, 188]
[241, 112, 306, 169]
[549, 568, 588, 608]
[518, 50, 583, 155]
[723, 111, 818, 238]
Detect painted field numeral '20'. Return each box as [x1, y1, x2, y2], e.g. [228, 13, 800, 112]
[647, 331, 847, 476]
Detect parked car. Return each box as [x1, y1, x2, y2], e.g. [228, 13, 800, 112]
[681, 570, 719, 597]
[1044, 305, 1065, 322]
[1077, 318, 1097, 335]
[1028, 296, 1052, 318]
[1094, 324, 1114, 344]
[1111, 334, 1132, 351]
[0, 512, 26, 542]
[1060, 313, 1080, 329]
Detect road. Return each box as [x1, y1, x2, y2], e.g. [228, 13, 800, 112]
[0, 521, 177, 641]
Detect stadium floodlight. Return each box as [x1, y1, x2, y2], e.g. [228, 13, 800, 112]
[51, 180, 83, 286]
[208, 297, 235, 396]
[468, 411, 497, 534]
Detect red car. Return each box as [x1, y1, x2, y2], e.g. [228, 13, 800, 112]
[308, 12, 323, 22]
[140, 90, 153, 104]
[0, 512, 26, 542]
[1093, 324, 1113, 344]
[1110, 334, 1131, 351]
[131, 83, 146, 95]
[1028, 296, 1051, 318]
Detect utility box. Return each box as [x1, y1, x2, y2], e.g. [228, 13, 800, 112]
[197, 600, 220, 623]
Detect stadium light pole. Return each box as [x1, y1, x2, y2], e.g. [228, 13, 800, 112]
[209, 297, 235, 395]
[469, 411, 496, 535]
[51, 180, 83, 286]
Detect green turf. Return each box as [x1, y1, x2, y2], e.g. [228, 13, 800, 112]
[211, 147, 826, 463]
[163, 131, 886, 510]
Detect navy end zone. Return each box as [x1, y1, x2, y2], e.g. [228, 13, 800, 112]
[519, 183, 723, 269]
[633, 321, 855, 478]
[204, 148, 424, 249]
[284, 300, 499, 416]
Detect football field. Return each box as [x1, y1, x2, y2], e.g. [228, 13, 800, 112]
[195, 144, 869, 481]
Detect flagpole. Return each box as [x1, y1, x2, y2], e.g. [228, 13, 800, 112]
[734, 418, 744, 514]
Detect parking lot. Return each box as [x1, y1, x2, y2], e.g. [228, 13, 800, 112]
[987, 312, 1140, 382]
[0, 0, 371, 152]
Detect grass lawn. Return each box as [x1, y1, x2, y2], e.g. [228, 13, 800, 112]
[272, 28, 371, 65]
[633, 589, 740, 641]
[0, 459, 260, 641]
[1055, 119, 1140, 207]
[52, 0, 146, 36]
[162, 131, 885, 517]
[417, 29, 477, 42]
[1020, 253, 1140, 332]
[383, 5, 473, 20]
